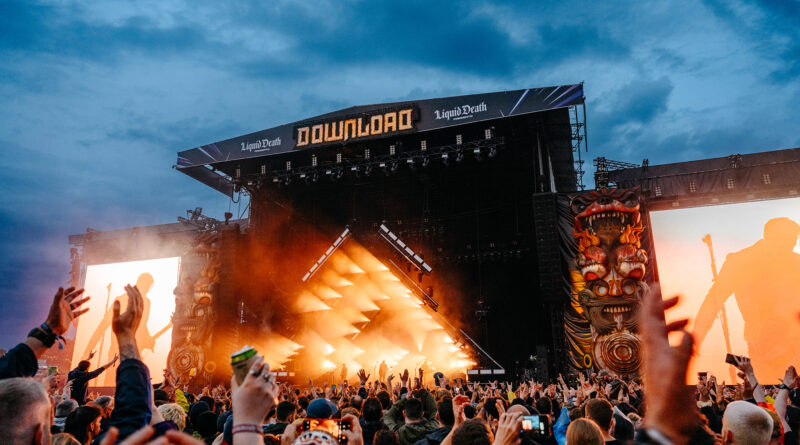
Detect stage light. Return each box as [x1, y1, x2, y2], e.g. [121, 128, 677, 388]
[484, 128, 493, 140]
[336, 153, 342, 164]
[325, 169, 333, 175]
[365, 148, 371, 160]
[272, 176, 280, 183]
[336, 169, 344, 179]
[261, 164, 266, 175]
[406, 158, 414, 165]
[456, 151, 463, 162]
[312, 155, 318, 167]
[235, 167, 241, 178]
[473, 147, 482, 161]
[422, 157, 430, 167]
[456, 134, 462, 145]
[390, 161, 398, 172]
[365, 165, 373, 175]
[286, 161, 292, 171]
[420, 140, 427, 151]
[302, 227, 352, 282]
[487, 146, 496, 158]
[390, 144, 396, 156]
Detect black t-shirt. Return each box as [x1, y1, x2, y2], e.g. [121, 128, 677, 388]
[605, 439, 623, 445]
[262, 422, 289, 435]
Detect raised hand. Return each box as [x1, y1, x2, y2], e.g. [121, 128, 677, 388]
[357, 369, 370, 384]
[401, 369, 409, 386]
[113, 286, 143, 335]
[640, 286, 698, 444]
[232, 356, 278, 428]
[46, 287, 90, 336]
[493, 411, 523, 445]
[113, 285, 144, 360]
[782, 366, 798, 388]
[341, 414, 365, 445]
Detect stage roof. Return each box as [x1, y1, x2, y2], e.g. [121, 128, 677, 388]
[175, 84, 584, 196]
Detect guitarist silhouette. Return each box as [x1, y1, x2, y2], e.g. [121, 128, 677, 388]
[81, 273, 172, 385]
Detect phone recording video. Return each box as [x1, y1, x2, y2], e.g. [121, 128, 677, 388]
[521, 414, 550, 439]
[300, 419, 351, 444]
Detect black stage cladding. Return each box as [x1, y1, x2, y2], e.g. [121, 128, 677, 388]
[177, 85, 585, 376]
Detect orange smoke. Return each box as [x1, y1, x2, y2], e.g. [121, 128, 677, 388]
[261, 240, 476, 380]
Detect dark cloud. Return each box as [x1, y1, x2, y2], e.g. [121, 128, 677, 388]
[588, 76, 674, 152]
[0, 1, 214, 60]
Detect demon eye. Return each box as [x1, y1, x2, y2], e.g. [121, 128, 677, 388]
[193, 306, 206, 317]
[594, 282, 609, 296]
[585, 272, 599, 281]
[622, 282, 635, 295]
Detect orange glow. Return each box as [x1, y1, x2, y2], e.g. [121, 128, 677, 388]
[651, 198, 800, 383]
[255, 240, 474, 379]
[71, 257, 180, 386]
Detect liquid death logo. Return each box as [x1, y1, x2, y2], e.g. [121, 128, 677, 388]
[433, 101, 487, 121]
[295, 108, 416, 148]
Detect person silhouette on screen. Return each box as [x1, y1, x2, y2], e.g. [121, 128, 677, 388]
[693, 217, 800, 380]
[81, 273, 158, 384]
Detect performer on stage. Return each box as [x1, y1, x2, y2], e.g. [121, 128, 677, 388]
[340, 363, 347, 384]
[81, 273, 169, 385]
[379, 360, 388, 383]
[693, 217, 800, 380]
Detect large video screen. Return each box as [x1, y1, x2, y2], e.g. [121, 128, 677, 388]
[650, 197, 800, 383]
[70, 257, 180, 386]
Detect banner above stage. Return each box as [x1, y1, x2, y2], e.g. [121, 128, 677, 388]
[175, 84, 584, 170]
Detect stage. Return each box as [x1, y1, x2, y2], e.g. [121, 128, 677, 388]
[55, 84, 800, 388]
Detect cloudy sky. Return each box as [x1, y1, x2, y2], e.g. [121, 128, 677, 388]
[1, 0, 798, 346]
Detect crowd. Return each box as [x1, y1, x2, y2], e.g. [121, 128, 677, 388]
[0, 283, 798, 445]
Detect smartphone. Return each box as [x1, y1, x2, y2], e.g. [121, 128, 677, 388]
[47, 366, 58, 376]
[302, 419, 351, 444]
[698, 372, 708, 382]
[521, 415, 550, 438]
[725, 354, 747, 366]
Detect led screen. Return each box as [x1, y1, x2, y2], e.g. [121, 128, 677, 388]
[70, 257, 180, 386]
[650, 197, 800, 383]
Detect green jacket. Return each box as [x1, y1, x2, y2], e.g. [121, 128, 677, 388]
[385, 389, 440, 445]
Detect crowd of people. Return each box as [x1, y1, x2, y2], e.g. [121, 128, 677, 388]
[0, 283, 798, 445]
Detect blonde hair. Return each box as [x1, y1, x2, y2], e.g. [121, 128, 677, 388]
[566, 418, 605, 445]
[52, 433, 81, 445]
[158, 403, 187, 431]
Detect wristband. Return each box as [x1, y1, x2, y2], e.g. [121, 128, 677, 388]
[40, 323, 66, 350]
[232, 424, 261, 434]
[28, 325, 57, 348]
[780, 384, 791, 391]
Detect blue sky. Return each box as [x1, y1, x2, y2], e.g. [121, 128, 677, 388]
[1, 0, 798, 346]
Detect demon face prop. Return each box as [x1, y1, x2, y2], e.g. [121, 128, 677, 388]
[570, 188, 648, 375]
[168, 234, 220, 386]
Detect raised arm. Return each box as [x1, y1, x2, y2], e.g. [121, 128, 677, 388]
[108, 284, 151, 440]
[0, 287, 90, 379]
